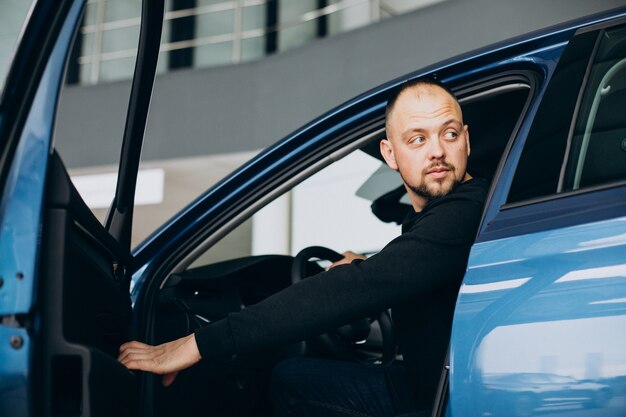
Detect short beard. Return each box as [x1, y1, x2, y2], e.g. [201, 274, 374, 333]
[407, 177, 461, 200]
[400, 162, 463, 201]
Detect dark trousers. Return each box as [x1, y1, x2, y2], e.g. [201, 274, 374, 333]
[270, 357, 425, 417]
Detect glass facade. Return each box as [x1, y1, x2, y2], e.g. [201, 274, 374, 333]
[71, 0, 445, 85]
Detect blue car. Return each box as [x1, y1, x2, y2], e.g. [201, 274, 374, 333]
[1, 1, 626, 416]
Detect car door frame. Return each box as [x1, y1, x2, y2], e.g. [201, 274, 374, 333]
[0, 0, 164, 415]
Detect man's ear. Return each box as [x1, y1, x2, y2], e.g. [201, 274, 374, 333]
[380, 139, 398, 171]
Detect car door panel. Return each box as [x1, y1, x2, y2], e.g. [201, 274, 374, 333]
[37, 152, 138, 417]
[0, 0, 84, 318]
[0, 1, 84, 414]
[450, 20, 626, 417]
[451, 214, 626, 416]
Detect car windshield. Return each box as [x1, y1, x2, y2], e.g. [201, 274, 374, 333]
[0, 1, 35, 95]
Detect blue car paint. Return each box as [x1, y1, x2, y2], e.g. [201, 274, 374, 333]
[0, 0, 84, 413]
[0, 326, 30, 417]
[451, 216, 626, 416]
[476, 44, 565, 238]
[0, 0, 84, 316]
[448, 13, 626, 416]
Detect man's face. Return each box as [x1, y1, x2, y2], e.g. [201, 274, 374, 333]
[380, 84, 471, 211]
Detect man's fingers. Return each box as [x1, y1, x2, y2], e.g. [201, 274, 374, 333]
[118, 334, 201, 382]
[118, 346, 161, 363]
[120, 341, 150, 351]
[119, 351, 156, 365]
[123, 358, 164, 374]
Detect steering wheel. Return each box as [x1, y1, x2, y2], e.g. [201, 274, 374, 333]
[291, 246, 396, 365]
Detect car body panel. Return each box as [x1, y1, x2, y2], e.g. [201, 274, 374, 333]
[0, 0, 83, 414]
[451, 216, 626, 416]
[451, 10, 626, 417]
[0, 0, 82, 316]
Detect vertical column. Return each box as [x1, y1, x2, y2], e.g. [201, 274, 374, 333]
[265, 0, 279, 55]
[169, 0, 196, 70]
[66, 15, 84, 84]
[89, 0, 107, 84]
[232, 0, 244, 64]
[340, 0, 372, 32]
[316, 0, 328, 38]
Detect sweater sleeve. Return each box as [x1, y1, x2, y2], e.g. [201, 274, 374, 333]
[194, 190, 485, 360]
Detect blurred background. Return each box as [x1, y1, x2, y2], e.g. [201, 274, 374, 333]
[1, 0, 625, 261]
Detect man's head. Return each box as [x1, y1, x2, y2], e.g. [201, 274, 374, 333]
[380, 78, 471, 211]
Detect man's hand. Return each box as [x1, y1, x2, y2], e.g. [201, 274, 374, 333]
[118, 333, 201, 387]
[327, 251, 367, 269]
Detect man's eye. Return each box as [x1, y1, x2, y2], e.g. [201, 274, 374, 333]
[411, 136, 426, 144]
[444, 131, 458, 140]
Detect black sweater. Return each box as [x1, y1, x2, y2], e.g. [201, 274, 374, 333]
[195, 178, 488, 409]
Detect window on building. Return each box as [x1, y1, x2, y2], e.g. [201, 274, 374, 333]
[67, 0, 448, 86]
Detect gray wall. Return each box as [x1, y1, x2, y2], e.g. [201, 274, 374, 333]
[55, 0, 626, 168]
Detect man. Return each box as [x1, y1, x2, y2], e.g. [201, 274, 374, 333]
[119, 78, 488, 416]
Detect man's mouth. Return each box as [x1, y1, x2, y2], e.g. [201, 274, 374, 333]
[425, 165, 452, 179]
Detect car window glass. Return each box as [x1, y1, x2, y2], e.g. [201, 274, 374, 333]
[508, 25, 626, 204]
[51, 1, 245, 249]
[561, 25, 626, 191]
[0, 1, 35, 95]
[507, 31, 598, 203]
[189, 148, 402, 268]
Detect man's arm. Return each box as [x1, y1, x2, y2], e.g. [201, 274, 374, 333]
[118, 185, 485, 384]
[115, 250, 365, 385]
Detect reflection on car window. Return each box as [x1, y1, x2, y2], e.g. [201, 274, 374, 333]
[0, 1, 35, 95]
[561, 25, 626, 191]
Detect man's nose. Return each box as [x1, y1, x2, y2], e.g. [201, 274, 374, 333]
[427, 136, 445, 159]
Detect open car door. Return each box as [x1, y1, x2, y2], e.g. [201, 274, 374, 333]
[0, 0, 163, 415]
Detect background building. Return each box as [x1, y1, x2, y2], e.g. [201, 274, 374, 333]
[2, 0, 625, 260]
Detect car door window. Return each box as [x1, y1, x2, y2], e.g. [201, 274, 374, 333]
[561, 25, 626, 191]
[506, 30, 598, 204]
[508, 24, 626, 204]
